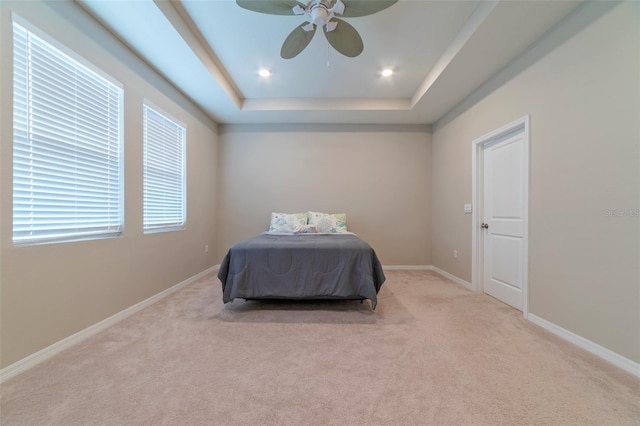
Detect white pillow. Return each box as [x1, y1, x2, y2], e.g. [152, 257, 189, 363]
[294, 224, 317, 234]
[268, 212, 308, 233]
[307, 211, 348, 233]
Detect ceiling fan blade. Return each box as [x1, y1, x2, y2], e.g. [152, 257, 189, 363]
[236, 0, 305, 15]
[323, 18, 363, 58]
[339, 0, 398, 17]
[281, 22, 316, 59]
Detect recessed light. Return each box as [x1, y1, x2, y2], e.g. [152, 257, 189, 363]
[258, 68, 271, 77]
[381, 68, 393, 77]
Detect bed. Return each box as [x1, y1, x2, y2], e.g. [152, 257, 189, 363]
[217, 232, 386, 309]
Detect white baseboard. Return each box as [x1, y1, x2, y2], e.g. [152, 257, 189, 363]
[528, 314, 640, 379]
[0, 265, 219, 384]
[430, 266, 473, 290]
[382, 265, 432, 270]
[427, 268, 638, 379]
[382, 265, 472, 290]
[6, 264, 635, 383]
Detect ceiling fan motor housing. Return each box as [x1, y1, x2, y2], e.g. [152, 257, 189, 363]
[306, 0, 343, 29]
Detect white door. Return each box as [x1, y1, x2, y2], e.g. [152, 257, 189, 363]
[481, 128, 527, 311]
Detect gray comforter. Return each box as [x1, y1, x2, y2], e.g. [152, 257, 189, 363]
[217, 233, 385, 308]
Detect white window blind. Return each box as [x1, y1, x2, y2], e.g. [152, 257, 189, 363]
[12, 21, 123, 245]
[143, 104, 186, 232]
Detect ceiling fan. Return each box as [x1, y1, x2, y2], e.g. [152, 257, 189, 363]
[236, 0, 398, 59]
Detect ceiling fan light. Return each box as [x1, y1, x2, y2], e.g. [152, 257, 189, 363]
[311, 8, 328, 26]
[258, 68, 272, 77]
[381, 68, 393, 77]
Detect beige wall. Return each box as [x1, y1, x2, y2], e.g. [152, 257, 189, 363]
[217, 124, 431, 266]
[431, 2, 639, 362]
[0, 1, 219, 368]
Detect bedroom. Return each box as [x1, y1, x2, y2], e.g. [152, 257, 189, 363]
[0, 0, 638, 424]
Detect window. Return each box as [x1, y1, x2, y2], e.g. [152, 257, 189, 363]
[12, 19, 123, 245]
[142, 104, 186, 233]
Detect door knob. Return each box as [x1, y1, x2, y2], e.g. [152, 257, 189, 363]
[481, 223, 489, 229]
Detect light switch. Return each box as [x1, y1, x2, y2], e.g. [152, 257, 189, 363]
[464, 204, 472, 214]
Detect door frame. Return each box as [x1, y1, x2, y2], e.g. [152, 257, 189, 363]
[471, 115, 530, 318]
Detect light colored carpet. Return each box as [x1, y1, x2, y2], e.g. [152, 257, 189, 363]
[1, 270, 638, 425]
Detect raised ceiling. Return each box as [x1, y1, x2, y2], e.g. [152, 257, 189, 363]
[78, 0, 582, 125]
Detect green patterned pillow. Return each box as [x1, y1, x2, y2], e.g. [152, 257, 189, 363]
[268, 212, 308, 233]
[307, 211, 348, 233]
